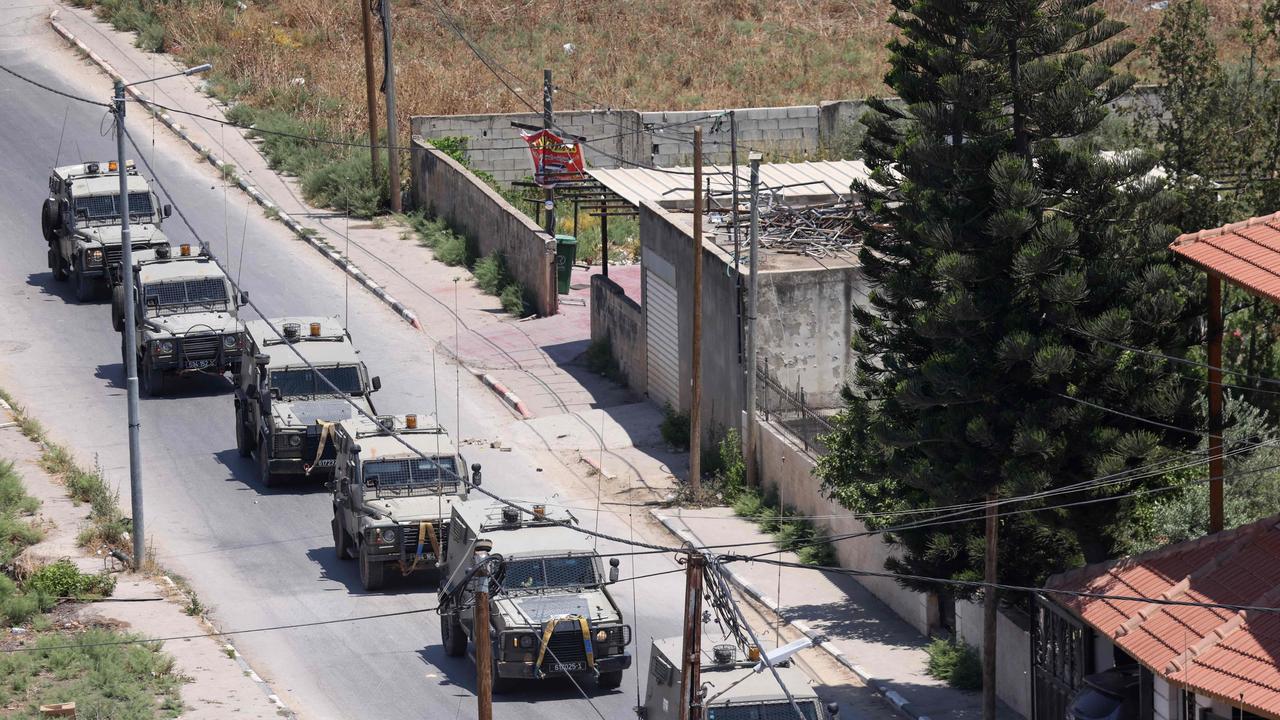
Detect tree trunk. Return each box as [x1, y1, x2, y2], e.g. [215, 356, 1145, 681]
[983, 492, 998, 720]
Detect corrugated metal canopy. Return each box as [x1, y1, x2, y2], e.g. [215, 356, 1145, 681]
[1171, 212, 1280, 303]
[588, 160, 872, 209]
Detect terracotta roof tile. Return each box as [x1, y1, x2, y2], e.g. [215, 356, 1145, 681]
[1045, 517, 1280, 719]
[1172, 212, 1280, 303]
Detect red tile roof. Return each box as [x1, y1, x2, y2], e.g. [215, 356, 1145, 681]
[1046, 517, 1280, 719]
[1171, 212, 1280, 302]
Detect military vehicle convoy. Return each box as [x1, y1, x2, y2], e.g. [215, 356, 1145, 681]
[329, 413, 476, 591]
[438, 501, 631, 693]
[42, 160, 172, 303]
[233, 316, 381, 488]
[117, 244, 246, 396]
[642, 637, 839, 720]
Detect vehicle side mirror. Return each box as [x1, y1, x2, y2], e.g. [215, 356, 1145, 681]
[608, 557, 620, 583]
[163, 204, 172, 219]
[470, 463, 482, 487]
[239, 291, 249, 307]
[371, 376, 382, 392]
[145, 296, 159, 307]
[245, 385, 259, 399]
[826, 702, 839, 718]
[269, 388, 281, 400]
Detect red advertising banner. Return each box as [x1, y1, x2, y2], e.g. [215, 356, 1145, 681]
[522, 129, 587, 187]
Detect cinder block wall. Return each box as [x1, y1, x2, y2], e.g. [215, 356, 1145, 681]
[590, 274, 646, 395]
[956, 599, 1032, 718]
[409, 138, 557, 316]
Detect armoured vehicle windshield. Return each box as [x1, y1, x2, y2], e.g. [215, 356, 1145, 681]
[143, 277, 230, 315]
[73, 191, 156, 226]
[269, 366, 364, 397]
[504, 556, 599, 590]
[362, 456, 460, 497]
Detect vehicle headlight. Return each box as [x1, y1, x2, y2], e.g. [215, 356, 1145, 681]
[595, 630, 608, 643]
[88, 249, 104, 265]
[154, 340, 174, 355]
[223, 334, 239, 350]
[376, 527, 397, 544]
[287, 434, 302, 447]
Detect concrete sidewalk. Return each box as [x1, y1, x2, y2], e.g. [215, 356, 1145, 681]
[656, 508, 1021, 720]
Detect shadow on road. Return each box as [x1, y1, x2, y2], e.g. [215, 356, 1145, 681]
[212, 447, 322, 497]
[26, 271, 78, 303]
[303, 545, 441, 597]
[413, 645, 632, 702]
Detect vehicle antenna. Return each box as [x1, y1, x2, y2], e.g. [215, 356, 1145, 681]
[53, 105, 69, 167]
[344, 199, 350, 327]
[236, 208, 248, 287]
[221, 123, 230, 261]
[432, 347, 443, 520]
[454, 277, 460, 443]
[593, 402, 604, 549]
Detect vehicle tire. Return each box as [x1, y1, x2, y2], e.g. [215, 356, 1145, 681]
[358, 542, 385, 591]
[332, 513, 354, 561]
[235, 406, 255, 458]
[73, 260, 94, 303]
[597, 670, 623, 690]
[490, 649, 515, 694]
[41, 198, 59, 243]
[50, 247, 68, 282]
[110, 285, 125, 332]
[258, 445, 276, 488]
[441, 612, 466, 657]
[139, 354, 163, 397]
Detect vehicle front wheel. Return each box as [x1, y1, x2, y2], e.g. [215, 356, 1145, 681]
[597, 670, 623, 690]
[491, 649, 515, 694]
[332, 513, 354, 561]
[50, 248, 68, 281]
[138, 354, 163, 397]
[358, 542, 385, 591]
[258, 445, 276, 488]
[235, 407, 255, 458]
[110, 285, 125, 332]
[73, 260, 94, 303]
[441, 612, 467, 657]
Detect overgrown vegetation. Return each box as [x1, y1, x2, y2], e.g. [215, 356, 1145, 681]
[584, 337, 625, 384]
[0, 628, 186, 717]
[0, 460, 42, 567]
[403, 212, 532, 316]
[925, 638, 982, 691]
[659, 404, 690, 452]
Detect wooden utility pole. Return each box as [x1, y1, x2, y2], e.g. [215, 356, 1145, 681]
[474, 547, 494, 720]
[689, 126, 704, 495]
[378, 0, 401, 212]
[542, 69, 556, 236]
[358, 0, 379, 183]
[678, 552, 706, 720]
[982, 492, 998, 720]
[1208, 274, 1224, 533]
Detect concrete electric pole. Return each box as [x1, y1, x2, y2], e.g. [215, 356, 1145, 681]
[379, 0, 401, 212]
[744, 153, 762, 487]
[359, 0, 380, 184]
[542, 68, 555, 236]
[689, 126, 704, 495]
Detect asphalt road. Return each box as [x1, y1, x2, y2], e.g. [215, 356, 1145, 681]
[0, 7, 691, 718]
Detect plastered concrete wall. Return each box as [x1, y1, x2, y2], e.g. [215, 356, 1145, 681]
[756, 267, 863, 409]
[757, 419, 933, 634]
[411, 110, 646, 185]
[956, 599, 1033, 718]
[590, 274, 646, 395]
[409, 138, 557, 316]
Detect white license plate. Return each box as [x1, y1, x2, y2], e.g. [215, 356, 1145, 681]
[550, 662, 583, 673]
[313, 459, 336, 468]
[184, 359, 215, 370]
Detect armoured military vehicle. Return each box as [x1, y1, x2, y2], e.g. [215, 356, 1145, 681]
[233, 316, 381, 488]
[42, 160, 172, 303]
[118, 244, 246, 396]
[329, 413, 476, 591]
[641, 637, 839, 720]
[438, 501, 631, 692]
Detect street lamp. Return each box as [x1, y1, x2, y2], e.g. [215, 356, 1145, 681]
[112, 62, 211, 569]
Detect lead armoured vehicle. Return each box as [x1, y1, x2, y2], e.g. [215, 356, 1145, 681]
[233, 316, 381, 488]
[438, 501, 632, 693]
[42, 160, 172, 303]
[329, 413, 475, 591]
[641, 637, 839, 720]
[118, 245, 246, 396]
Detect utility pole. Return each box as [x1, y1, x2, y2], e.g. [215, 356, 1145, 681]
[358, 0, 380, 183]
[1208, 274, 1224, 533]
[542, 69, 556, 236]
[474, 543, 494, 720]
[113, 80, 146, 570]
[678, 552, 706, 720]
[379, 0, 401, 212]
[982, 492, 998, 720]
[744, 153, 762, 487]
[689, 126, 704, 495]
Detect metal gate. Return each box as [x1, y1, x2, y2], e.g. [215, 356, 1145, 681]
[1031, 594, 1092, 720]
[644, 254, 680, 409]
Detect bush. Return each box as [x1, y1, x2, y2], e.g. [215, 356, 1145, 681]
[660, 404, 691, 451]
[0, 575, 50, 627]
[434, 232, 469, 267]
[499, 282, 530, 316]
[300, 152, 387, 219]
[925, 638, 982, 691]
[0, 460, 39, 516]
[473, 253, 510, 295]
[25, 559, 116, 600]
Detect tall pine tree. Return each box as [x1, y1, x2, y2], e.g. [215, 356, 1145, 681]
[819, 0, 1202, 598]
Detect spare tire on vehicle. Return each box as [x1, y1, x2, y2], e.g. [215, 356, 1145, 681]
[41, 198, 60, 243]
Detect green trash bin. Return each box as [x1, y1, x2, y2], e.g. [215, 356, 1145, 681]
[554, 234, 577, 295]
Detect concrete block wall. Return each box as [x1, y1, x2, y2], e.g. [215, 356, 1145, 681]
[590, 274, 646, 395]
[641, 105, 823, 167]
[956, 599, 1033, 718]
[408, 138, 557, 316]
[756, 419, 934, 635]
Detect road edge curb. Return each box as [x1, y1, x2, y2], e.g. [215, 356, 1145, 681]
[47, 11, 422, 333]
[651, 511, 932, 720]
[466, 366, 534, 419]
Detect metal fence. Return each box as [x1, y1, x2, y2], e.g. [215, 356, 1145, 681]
[756, 360, 836, 457]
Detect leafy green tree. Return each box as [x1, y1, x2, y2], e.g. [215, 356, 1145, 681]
[819, 0, 1203, 597]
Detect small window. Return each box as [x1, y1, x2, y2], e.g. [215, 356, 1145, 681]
[649, 653, 675, 686]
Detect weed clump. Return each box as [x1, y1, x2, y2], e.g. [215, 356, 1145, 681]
[25, 559, 116, 600]
[925, 638, 982, 691]
[660, 404, 691, 451]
